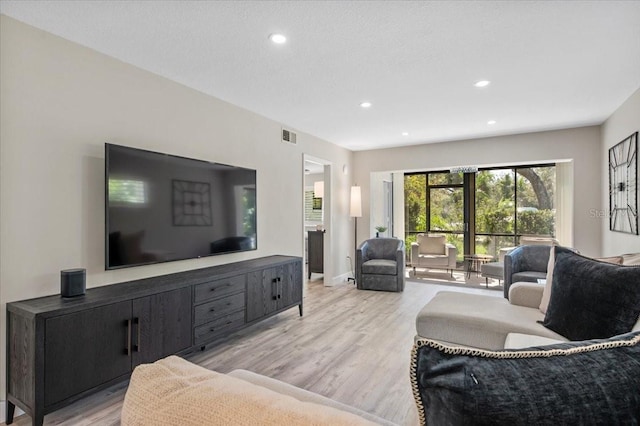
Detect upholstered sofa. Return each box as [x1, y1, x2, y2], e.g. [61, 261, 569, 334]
[412, 249, 640, 425]
[410, 234, 457, 276]
[121, 355, 395, 426]
[356, 238, 405, 292]
[416, 250, 640, 350]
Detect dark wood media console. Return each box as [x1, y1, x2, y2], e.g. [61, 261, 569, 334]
[6, 255, 303, 426]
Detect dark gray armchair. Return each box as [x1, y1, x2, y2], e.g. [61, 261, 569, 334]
[356, 238, 405, 292]
[503, 245, 552, 298]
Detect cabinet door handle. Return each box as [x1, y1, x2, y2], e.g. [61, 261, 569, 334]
[133, 317, 141, 352]
[272, 278, 278, 300]
[125, 319, 132, 356]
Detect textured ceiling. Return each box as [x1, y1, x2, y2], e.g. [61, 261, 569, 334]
[1, 1, 639, 151]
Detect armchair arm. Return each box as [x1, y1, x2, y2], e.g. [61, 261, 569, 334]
[445, 244, 457, 268]
[356, 241, 368, 286]
[411, 242, 420, 265]
[504, 248, 525, 298]
[396, 241, 406, 290]
[508, 282, 544, 309]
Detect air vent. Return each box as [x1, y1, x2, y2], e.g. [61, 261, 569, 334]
[282, 128, 297, 145]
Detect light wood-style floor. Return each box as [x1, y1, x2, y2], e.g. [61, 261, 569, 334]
[4, 278, 499, 426]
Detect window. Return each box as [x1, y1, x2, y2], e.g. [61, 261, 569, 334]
[405, 164, 556, 262]
[108, 179, 147, 204]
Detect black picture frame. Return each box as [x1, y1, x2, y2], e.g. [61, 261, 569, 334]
[172, 179, 212, 226]
[609, 132, 638, 235]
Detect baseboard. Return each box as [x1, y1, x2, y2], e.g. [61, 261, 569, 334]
[0, 401, 25, 421]
[332, 272, 352, 286]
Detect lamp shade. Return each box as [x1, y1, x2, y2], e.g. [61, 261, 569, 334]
[313, 181, 324, 198]
[350, 185, 362, 218]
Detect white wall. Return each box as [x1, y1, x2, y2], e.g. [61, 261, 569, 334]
[353, 126, 603, 257]
[369, 172, 392, 237]
[601, 88, 640, 255]
[0, 16, 353, 399]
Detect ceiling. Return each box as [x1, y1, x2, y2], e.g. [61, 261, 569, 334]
[1, 1, 639, 151]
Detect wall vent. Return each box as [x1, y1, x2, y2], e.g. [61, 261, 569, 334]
[282, 128, 297, 145]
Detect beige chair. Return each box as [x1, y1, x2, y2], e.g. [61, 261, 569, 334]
[410, 234, 457, 276]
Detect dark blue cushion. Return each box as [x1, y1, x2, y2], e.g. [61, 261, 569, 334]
[543, 246, 640, 340]
[411, 332, 640, 426]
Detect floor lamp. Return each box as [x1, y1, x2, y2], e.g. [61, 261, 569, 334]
[348, 185, 362, 284]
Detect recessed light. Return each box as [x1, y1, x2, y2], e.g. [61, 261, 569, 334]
[487, 120, 497, 125]
[474, 80, 491, 88]
[269, 34, 287, 44]
[360, 102, 372, 108]
[402, 132, 409, 136]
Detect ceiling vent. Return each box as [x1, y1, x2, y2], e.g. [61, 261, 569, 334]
[282, 128, 297, 145]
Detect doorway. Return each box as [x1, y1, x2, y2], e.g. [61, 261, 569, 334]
[303, 155, 333, 286]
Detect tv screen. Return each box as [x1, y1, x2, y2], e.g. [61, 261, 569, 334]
[105, 143, 257, 269]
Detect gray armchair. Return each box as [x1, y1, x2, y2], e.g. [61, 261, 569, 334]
[356, 238, 405, 292]
[503, 245, 553, 298]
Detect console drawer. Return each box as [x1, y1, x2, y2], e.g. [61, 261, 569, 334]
[194, 292, 245, 326]
[194, 274, 245, 304]
[194, 310, 245, 345]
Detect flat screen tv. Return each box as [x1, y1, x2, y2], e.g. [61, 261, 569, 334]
[105, 143, 257, 269]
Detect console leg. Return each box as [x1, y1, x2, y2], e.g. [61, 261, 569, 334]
[298, 304, 303, 317]
[34, 410, 44, 426]
[6, 401, 15, 424]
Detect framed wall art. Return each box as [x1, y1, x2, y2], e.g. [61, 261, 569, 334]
[609, 131, 638, 234]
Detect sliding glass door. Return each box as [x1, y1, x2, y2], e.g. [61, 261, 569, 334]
[405, 164, 556, 266]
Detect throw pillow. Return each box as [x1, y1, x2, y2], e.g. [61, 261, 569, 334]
[411, 332, 640, 426]
[543, 247, 640, 340]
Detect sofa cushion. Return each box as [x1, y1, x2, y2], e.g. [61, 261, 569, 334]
[594, 255, 624, 264]
[415, 253, 449, 267]
[512, 271, 546, 282]
[503, 333, 563, 349]
[362, 259, 397, 275]
[415, 291, 566, 350]
[121, 356, 377, 426]
[543, 247, 640, 341]
[623, 253, 640, 265]
[417, 234, 445, 255]
[228, 369, 395, 426]
[480, 262, 504, 279]
[411, 332, 640, 426]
